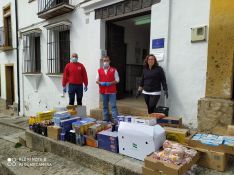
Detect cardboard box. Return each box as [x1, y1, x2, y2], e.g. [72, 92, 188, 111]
[157, 117, 182, 128]
[47, 126, 61, 140]
[185, 134, 234, 155]
[133, 117, 156, 126]
[198, 148, 227, 172]
[164, 127, 189, 144]
[118, 122, 165, 161]
[227, 125, 234, 136]
[53, 111, 71, 126]
[142, 166, 166, 175]
[87, 123, 107, 138]
[37, 110, 55, 121]
[74, 121, 95, 135]
[60, 117, 80, 133]
[149, 113, 166, 119]
[97, 131, 119, 153]
[85, 136, 98, 148]
[76, 134, 86, 146]
[144, 152, 200, 175]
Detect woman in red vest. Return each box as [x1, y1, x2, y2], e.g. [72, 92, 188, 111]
[96, 56, 119, 123]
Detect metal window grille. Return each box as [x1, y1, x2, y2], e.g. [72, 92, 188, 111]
[5, 16, 12, 47]
[47, 24, 70, 74]
[23, 33, 41, 73]
[38, 0, 71, 13]
[0, 27, 4, 46]
[0, 23, 12, 47]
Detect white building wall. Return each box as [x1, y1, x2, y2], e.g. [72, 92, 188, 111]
[17, 0, 210, 128]
[0, 0, 18, 104]
[151, 0, 210, 127]
[18, 0, 101, 116]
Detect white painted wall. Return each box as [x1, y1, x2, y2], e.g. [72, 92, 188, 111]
[0, 0, 18, 104]
[18, 0, 102, 116]
[16, 0, 210, 129]
[151, 0, 210, 127]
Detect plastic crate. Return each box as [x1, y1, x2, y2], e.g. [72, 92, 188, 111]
[155, 106, 169, 116]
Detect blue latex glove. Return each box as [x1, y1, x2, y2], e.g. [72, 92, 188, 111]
[100, 82, 106, 86]
[105, 82, 111, 86]
[63, 87, 67, 93]
[84, 86, 88, 92]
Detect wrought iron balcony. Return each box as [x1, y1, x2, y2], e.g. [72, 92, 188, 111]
[37, 0, 75, 19]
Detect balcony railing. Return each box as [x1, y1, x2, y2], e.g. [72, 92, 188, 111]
[37, 0, 75, 19]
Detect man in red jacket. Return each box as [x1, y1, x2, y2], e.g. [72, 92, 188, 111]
[96, 56, 119, 123]
[62, 53, 88, 105]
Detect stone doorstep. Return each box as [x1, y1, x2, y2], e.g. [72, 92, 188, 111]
[25, 130, 143, 175]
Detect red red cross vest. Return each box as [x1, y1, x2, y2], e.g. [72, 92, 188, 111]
[98, 67, 117, 94]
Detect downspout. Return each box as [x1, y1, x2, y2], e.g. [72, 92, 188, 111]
[15, 0, 20, 114]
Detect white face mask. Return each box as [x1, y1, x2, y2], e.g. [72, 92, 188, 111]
[103, 62, 110, 69]
[70, 57, 78, 63]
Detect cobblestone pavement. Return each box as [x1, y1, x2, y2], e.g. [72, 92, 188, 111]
[0, 116, 233, 175]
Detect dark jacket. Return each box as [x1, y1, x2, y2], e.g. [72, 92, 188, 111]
[140, 66, 167, 92]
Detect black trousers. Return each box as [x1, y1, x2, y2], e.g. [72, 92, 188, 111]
[144, 94, 160, 114]
[68, 84, 83, 105]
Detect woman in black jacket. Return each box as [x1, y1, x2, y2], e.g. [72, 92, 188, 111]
[138, 54, 168, 114]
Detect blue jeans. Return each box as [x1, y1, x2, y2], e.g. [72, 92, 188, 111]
[102, 94, 118, 122]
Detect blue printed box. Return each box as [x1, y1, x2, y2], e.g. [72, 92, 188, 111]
[97, 130, 119, 153]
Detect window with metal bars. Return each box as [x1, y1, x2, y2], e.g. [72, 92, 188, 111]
[23, 33, 41, 73]
[47, 24, 70, 74]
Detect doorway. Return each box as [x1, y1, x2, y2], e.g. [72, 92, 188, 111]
[106, 13, 151, 99]
[5, 65, 14, 108]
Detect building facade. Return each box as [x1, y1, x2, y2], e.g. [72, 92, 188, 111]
[0, 0, 19, 115]
[1, 0, 231, 133]
[15, 0, 212, 128]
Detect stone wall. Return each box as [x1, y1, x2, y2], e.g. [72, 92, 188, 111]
[198, 98, 234, 135]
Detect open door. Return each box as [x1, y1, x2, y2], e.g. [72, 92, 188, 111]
[107, 23, 126, 99]
[5, 66, 14, 108]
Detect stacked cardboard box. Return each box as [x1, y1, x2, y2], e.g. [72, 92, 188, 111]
[85, 136, 98, 148]
[227, 125, 234, 136]
[198, 148, 228, 172]
[97, 130, 119, 153]
[37, 110, 55, 122]
[157, 117, 182, 128]
[164, 127, 189, 144]
[185, 133, 234, 155]
[143, 152, 200, 175]
[47, 126, 61, 140]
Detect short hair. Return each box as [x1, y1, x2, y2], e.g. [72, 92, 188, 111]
[72, 53, 78, 57]
[102, 55, 110, 61]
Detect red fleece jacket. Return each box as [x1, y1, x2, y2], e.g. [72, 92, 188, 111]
[62, 62, 88, 87]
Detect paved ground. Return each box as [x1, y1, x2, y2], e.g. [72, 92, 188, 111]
[0, 115, 233, 175]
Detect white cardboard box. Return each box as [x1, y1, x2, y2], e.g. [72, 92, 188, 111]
[118, 122, 165, 161]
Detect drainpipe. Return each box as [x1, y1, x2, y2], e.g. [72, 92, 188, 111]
[14, 0, 20, 115]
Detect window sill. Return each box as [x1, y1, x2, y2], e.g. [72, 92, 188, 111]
[46, 73, 63, 78]
[0, 46, 14, 52]
[23, 73, 42, 76]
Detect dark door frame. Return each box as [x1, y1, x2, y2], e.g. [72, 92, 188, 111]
[5, 65, 15, 108]
[105, 11, 151, 99]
